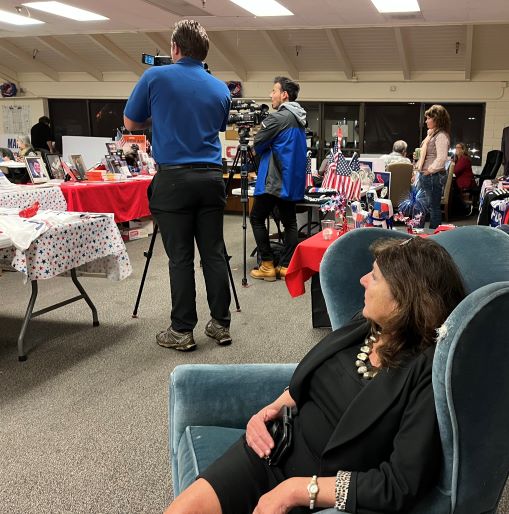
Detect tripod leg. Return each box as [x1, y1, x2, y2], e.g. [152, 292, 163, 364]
[132, 223, 159, 318]
[224, 244, 241, 311]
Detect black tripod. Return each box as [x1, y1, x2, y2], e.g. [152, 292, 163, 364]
[224, 126, 258, 287]
[132, 215, 241, 318]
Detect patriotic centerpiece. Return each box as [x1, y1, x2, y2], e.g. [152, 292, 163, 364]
[350, 201, 369, 229]
[322, 141, 362, 201]
[320, 193, 349, 235]
[397, 186, 427, 229]
[394, 212, 423, 234]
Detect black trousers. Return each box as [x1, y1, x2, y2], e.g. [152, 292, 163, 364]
[149, 168, 231, 332]
[249, 193, 298, 267]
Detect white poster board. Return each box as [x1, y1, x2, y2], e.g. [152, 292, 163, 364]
[62, 136, 112, 169]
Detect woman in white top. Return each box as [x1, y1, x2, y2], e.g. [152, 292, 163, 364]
[414, 105, 451, 229]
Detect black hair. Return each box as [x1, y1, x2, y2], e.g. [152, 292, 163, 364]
[273, 76, 300, 102]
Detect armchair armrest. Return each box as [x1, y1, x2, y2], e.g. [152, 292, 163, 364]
[169, 363, 297, 494]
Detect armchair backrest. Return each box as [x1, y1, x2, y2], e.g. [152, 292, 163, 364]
[320, 226, 509, 513]
[480, 150, 503, 180]
[386, 162, 414, 209]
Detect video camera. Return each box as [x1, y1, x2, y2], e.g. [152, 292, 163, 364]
[141, 53, 173, 66]
[228, 99, 269, 127]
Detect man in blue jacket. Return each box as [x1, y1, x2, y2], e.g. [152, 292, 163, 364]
[124, 20, 232, 352]
[250, 77, 307, 281]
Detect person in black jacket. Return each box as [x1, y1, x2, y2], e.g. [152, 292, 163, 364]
[165, 237, 466, 514]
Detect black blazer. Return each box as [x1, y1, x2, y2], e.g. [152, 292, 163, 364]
[289, 318, 441, 514]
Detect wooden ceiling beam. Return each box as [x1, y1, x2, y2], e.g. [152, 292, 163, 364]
[36, 36, 103, 81]
[325, 29, 353, 80]
[393, 27, 410, 81]
[260, 30, 299, 80]
[0, 64, 18, 84]
[208, 32, 247, 82]
[88, 34, 145, 76]
[143, 32, 171, 56]
[2, 39, 59, 81]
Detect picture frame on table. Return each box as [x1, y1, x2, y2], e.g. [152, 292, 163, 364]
[69, 154, 87, 180]
[24, 156, 50, 184]
[105, 142, 118, 155]
[45, 153, 65, 180]
[105, 155, 122, 174]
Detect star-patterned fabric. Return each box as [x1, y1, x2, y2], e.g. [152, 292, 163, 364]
[0, 186, 67, 211]
[0, 214, 131, 282]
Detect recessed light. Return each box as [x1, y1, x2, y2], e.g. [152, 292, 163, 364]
[23, 2, 109, 21]
[229, 0, 293, 17]
[0, 9, 44, 25]
[370, 0, 420, 13]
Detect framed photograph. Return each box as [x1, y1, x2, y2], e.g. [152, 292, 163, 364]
[45, 153, 65, 180]
[105, 155, 122, 174]
[105, 142, 118, 155]
[69, 154, 87, 180]
[24, 156, 50, 184]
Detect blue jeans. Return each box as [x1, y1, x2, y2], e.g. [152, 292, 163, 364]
[419, 172, 444, 229]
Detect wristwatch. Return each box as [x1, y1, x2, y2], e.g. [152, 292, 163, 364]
[307, 475, 319, 510]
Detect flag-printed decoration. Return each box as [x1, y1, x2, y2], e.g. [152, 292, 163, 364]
[305, 150, 314, 189]
[322, 143, 361, 200]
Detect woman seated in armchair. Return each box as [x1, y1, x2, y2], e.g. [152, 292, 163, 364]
[165, 237, 466, 514]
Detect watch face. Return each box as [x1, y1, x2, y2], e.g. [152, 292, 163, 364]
[309, 484, 318, 494]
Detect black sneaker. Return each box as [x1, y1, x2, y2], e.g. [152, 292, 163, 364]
[156, 327, 196, 352]
[204, 319, 232, 346]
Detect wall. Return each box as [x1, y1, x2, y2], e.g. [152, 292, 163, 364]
[2, 72, 509, 164]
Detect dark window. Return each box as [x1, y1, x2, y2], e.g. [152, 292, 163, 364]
[90, 100, 127, 139]
[322, 103, 361, 156]
[424, 103, 485, 165]
[48, 99, 90, 153]
[364, 103, 421, 156]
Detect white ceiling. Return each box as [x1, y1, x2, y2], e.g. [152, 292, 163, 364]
[1, 0, 509, 83]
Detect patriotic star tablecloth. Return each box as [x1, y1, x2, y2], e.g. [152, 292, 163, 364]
[0, 214, 132, 282]
[0, 185, 67, 211]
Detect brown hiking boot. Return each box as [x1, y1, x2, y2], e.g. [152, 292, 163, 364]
[250, 260, 277, 282]
[277, 266, 288, 280]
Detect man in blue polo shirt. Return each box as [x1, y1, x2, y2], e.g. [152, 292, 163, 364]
[124, 19, 232, 352]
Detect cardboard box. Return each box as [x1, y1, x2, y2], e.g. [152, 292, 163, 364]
[225, 128, 238, 141]
[128, 218, 154, 234]
[121, 228, 150, 241]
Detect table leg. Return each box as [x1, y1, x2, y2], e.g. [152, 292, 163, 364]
[71, 268, 99, 327]
[17, 269, 99, 361]
[17, 280, 39, 361]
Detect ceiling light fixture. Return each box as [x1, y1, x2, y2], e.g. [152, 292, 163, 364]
[0, 8, 44, 24]
[229, 0, 293, 17]
[370, 0, 420, 13]
[22, 2, 109, 21]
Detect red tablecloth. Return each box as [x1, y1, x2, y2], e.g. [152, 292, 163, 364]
[285, 225, 455, 298]
[285, 230, 340, 297]
[60, 178, 152, 223]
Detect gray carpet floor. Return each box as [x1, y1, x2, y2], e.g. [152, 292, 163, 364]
[0, 213, 507, 513]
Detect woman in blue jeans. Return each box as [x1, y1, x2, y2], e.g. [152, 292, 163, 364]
[415, 105, 451, 229]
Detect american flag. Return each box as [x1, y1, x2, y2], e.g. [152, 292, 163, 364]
[322, 138, 340, 189]
[305, 151, 314, 188]
[322, 145, 361, 200]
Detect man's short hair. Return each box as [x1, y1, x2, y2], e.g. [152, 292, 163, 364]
[274, 76, 300, 102]
[392, 140, 407, 155]
[171, 19, 209, 62]
[39, 116, 50, 125]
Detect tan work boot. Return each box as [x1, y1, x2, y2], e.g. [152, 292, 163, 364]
[250, 260, 277, 282]
[276, 266, 288, 280]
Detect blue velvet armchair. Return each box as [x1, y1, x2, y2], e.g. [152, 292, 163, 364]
[169, 226, 509, 513]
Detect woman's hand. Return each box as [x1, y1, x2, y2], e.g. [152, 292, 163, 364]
[246, 405, 281, 458]
[253, 479, 304, 514]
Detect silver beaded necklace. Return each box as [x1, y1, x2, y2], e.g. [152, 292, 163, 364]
[355, 331, 381, 380]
